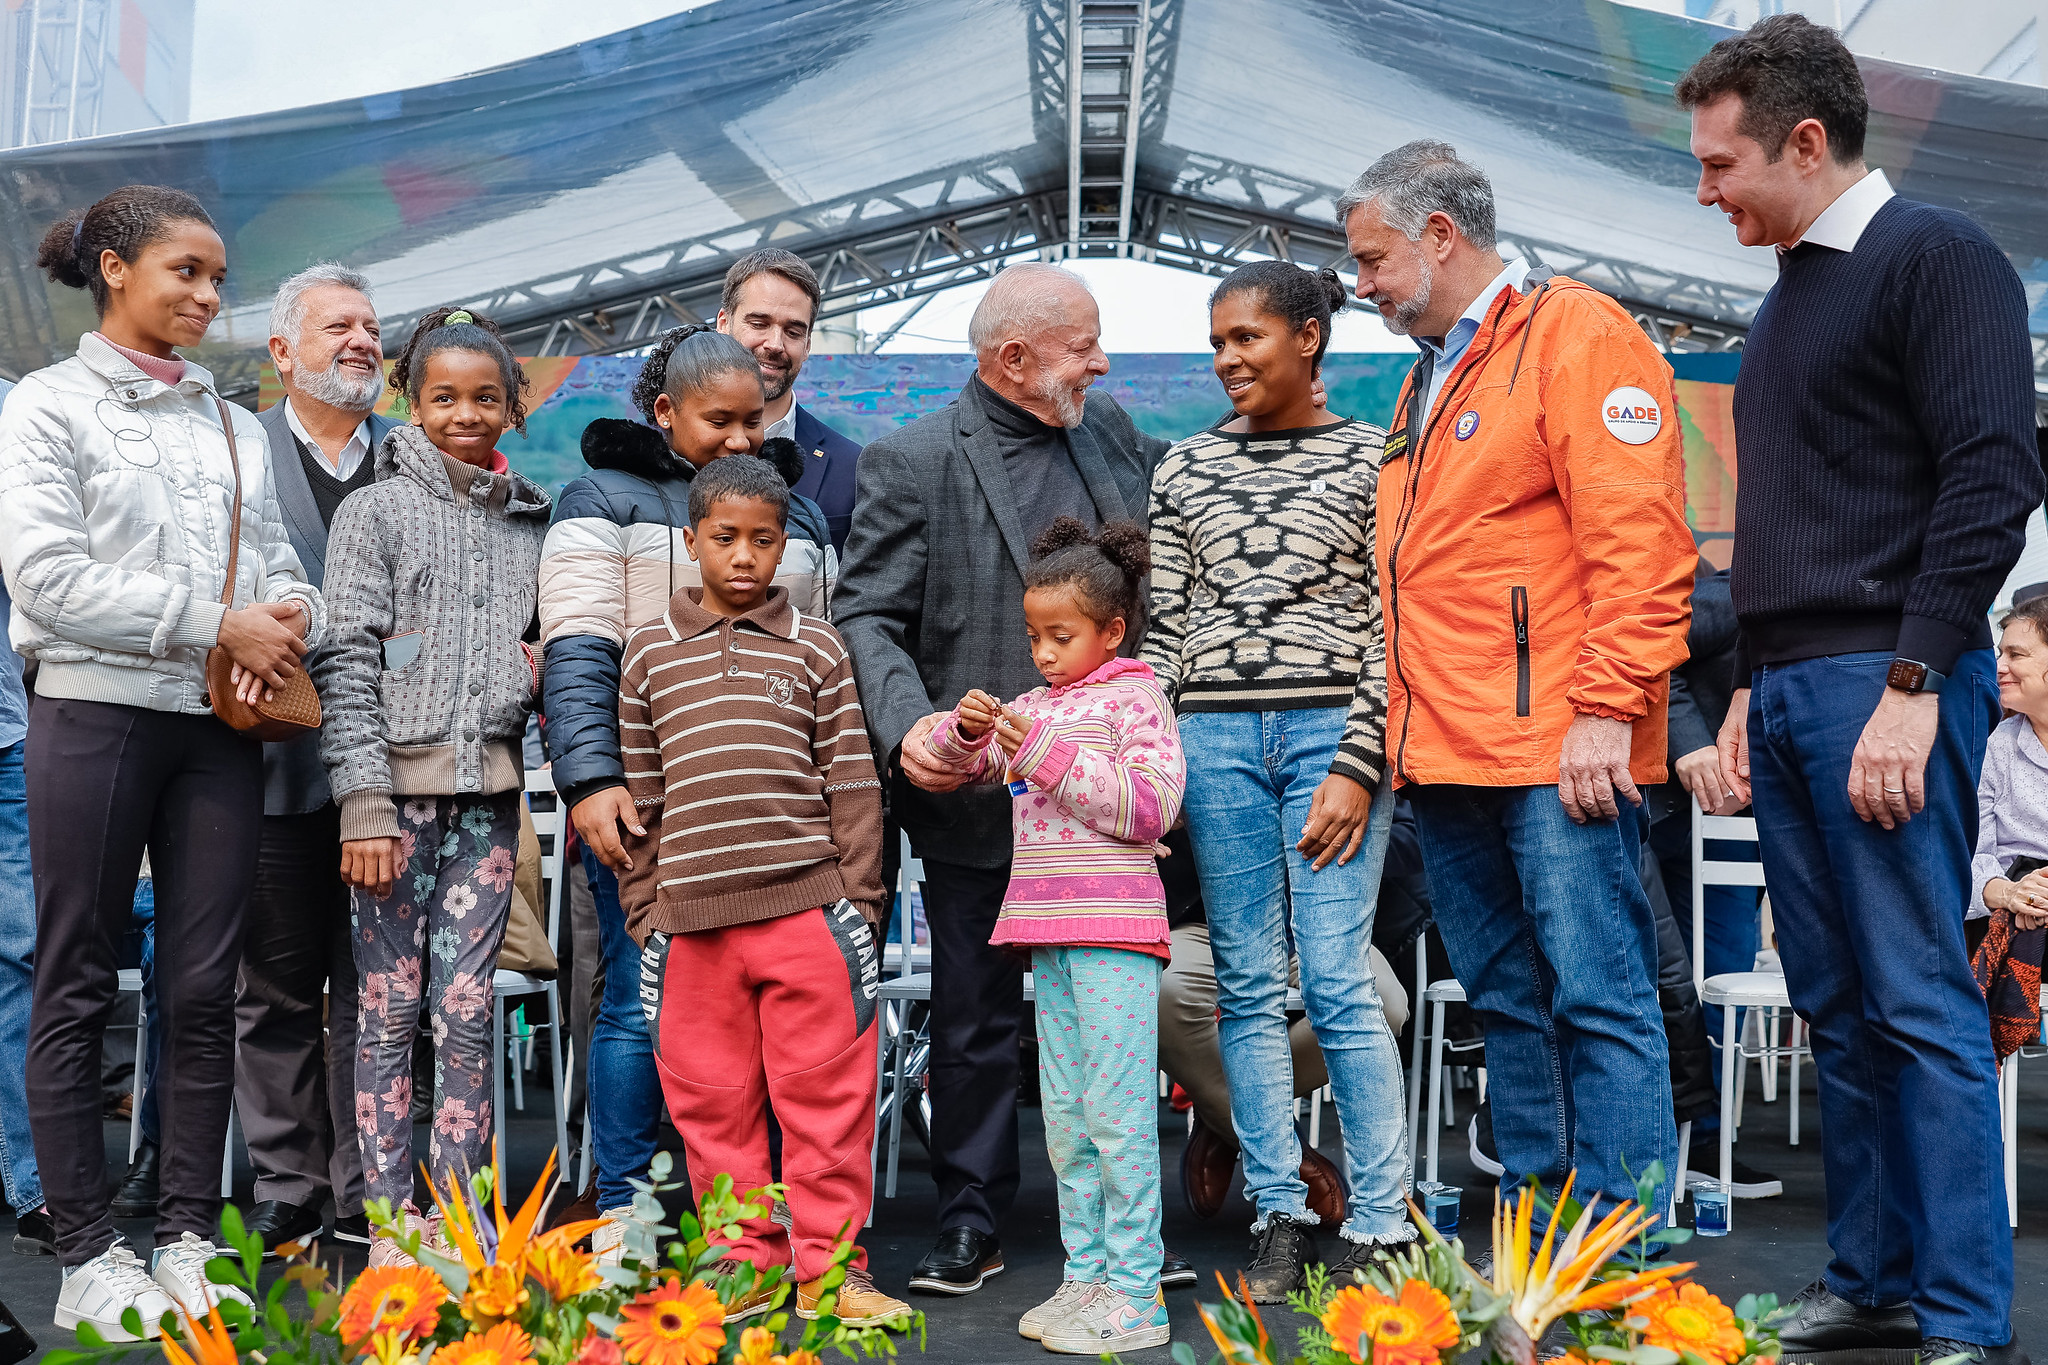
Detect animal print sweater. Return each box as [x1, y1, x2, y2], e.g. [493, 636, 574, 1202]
[1140, 418, 1389, 788]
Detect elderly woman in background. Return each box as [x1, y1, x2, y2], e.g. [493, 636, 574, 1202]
[1975, 595, 2048, 931]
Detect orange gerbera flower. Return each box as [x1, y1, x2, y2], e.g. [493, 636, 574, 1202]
[736, 1327, 778, 1365]
[526, 1229, 604, 1301]
[462, 1262, 531, 1326]
[574, 1332, 623, 1365]
[617, 1279, 726, 1365]
[1321, 1280, 1462, 1365]
[439, 1321, 537, 1365]
[1638, 1283, 1746, 1364]
[160, 1295, 239, 1365]
[337, 1264, 450, 1348]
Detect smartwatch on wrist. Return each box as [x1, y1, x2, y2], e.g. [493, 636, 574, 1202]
[1885, 658, 1946, 696]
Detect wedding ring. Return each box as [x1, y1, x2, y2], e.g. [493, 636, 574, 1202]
[1883, 786, 1905, 794]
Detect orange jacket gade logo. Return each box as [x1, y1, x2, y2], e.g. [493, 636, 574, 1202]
[1600, 385, 1664, 445]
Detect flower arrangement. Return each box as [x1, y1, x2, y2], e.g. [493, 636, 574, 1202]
[1181, 1166, 1782, 1365]
[46, 1146, 923, 1365]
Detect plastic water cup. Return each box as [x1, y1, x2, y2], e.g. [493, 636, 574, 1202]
[1693, 1184, 1730, 1237]
[1417, 1181, 1461, 1237]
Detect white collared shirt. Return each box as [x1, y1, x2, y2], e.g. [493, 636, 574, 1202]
[1418, 258, 1532, 418]
[282, 398, 373, 481]
[765, 404, 798, 444]
[1793, 169, 1894, 253]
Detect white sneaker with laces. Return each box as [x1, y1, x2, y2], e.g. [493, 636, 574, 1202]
[591, 1207, 633, 1267]
[56, 1240, 175, 1341]
[151, 1233, 255, 1317]
[1041, 1287, 1172, 1355]
[1018, 1279, 1104, 1340]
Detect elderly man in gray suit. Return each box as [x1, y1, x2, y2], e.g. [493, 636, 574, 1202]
[234, 264, 397, 1253]
[836, 262, 1170, 1295]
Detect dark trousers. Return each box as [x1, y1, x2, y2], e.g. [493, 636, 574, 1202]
[26, 699, 261, 1265]
[1748, 650, 2009, 1344]
[921, 857, 1022, 1237]
[233, 805, 364, 1215]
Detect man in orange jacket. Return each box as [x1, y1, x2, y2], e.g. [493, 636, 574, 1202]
[1340, 141, 1696, 1223]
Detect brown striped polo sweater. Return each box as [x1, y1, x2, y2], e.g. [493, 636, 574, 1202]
[614, 586, 884, 943]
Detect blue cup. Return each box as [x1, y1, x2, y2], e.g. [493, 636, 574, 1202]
[1416, 1181, 1461, 1237]
[1693, 1184, 1730, 1237]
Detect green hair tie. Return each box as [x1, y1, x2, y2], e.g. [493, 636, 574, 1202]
[443, 310, 475, 327]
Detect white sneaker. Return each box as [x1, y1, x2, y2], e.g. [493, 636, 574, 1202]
[1018, 1279, 1104, 1340]
[151, 1233, 255, 1317]
[591, 1207, 633, 1267]
[56, 1240, 175, 1342]
[1041, 1287, 1172, 1355]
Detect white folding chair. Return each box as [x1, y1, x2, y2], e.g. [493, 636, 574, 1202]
[118, 967, 236, 1197]
[492, 770, 572, 1183]
[1691, 804, 1805, 1233]
[873, 832, 932, 1204]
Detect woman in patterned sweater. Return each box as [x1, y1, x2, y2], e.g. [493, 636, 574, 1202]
[1141, 261, 1409, 1302]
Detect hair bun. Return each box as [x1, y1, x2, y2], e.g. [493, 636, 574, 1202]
[35, 210, 92, 290]
[1029, 515, 1095, 561]
[1315, 266, 1350, 315]
[1093, 520, 1151, 578]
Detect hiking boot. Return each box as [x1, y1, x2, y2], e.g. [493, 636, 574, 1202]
[797, 1264, 909, 1328]
[1919, 1339, 2030, 1365]
[1327, 1233, 1413, 1286]
[1241, 1213, 1316, 1304]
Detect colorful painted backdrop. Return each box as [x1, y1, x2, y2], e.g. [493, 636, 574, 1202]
[260, 352, 1738, 556]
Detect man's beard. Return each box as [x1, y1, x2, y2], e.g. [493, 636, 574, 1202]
[295, 350, 386, 412]
[759, 364, 795, 404]
[1370, 248, 1434, 337]
[1030, 368, 1087, 428]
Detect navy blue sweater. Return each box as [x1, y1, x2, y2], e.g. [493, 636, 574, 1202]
[1730, 195, 2040, 682]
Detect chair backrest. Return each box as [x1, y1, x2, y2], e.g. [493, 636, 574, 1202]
[524, 767, 569, 953]
[893, 828, 924, 980]
[1690, 803, 1766, 989]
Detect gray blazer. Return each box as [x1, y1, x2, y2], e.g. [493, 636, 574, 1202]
[835, 380, 1168, 868]
[257, 400, 401, 817]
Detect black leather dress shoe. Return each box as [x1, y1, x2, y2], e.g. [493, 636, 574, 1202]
[11, 1208, 53, 1257]
[1778, 1279, 1921, 1360]
[906, 1227, 1004, 1295]
[110, 1142, 159, 1218]
[1161, 1247, 1197, 1288]
[1920, 1338, 2031, 1365]
[244, 1200, 328, 1255]
[329, 1213, 372, 1246]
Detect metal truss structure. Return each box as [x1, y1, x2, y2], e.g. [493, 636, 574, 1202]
[4, 0, 111, 149]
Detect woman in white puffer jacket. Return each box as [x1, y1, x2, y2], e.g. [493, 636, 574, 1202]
[0, 185, 322, 1342]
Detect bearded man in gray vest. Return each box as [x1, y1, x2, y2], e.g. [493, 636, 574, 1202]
[234, 264, 398, 1252]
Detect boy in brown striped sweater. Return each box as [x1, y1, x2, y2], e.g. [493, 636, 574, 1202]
[612, 455, 904, 1328]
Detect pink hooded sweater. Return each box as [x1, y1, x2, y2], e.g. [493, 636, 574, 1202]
[929, 657, 1185, 955]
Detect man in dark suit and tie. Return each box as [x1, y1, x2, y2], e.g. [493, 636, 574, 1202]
[235, 264, 399, 1253]
[835, 263, 1169, 1295]
[716, 248, 863, 553]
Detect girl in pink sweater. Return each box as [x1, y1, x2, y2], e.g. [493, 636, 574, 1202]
[926, 516, 1184, 1355]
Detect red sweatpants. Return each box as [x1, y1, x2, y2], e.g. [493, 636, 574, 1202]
[643, 902, 880, 1281]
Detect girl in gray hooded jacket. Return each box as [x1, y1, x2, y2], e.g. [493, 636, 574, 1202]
[313, 307, 550, 1261]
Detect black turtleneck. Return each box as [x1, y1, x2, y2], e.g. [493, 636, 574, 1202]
[973, 375, 1096, 546]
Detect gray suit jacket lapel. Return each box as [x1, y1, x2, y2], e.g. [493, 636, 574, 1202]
[957, 386, 1031, 576]
[1066, 413, 1130, 524]
[261, 403, 328, 585]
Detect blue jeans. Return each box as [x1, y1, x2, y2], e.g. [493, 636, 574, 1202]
[1179, 708, 1409, 1242]
[583, 846, 665, 1212]
[1749, 650, 2008, 1343]
[1408, 783, 1675, 1218]
[0, 743, 39, 1213]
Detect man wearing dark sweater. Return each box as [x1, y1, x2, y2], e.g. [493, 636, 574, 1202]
[1681, 18, 2040, 1365]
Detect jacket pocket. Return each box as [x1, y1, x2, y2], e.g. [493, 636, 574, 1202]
[1510, 586, 1530, 718]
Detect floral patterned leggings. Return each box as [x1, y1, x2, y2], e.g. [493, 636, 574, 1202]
[350, 791, 521, 1208]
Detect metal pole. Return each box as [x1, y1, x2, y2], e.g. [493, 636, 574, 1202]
[1065, 0, 1081, 251]
[1115, 0, 1150, 257]
[65, 0, 87, 142]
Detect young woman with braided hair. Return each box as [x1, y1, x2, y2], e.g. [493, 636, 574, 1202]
[534, 324, 835, 1260]
[0, 185, 322, 1338]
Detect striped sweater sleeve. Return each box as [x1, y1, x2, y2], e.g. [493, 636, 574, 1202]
[1009, 680, 1185, 846]
[811, 628, 886, 919]
[613, 629, 665, 915]
[925, 707, 1005, 783]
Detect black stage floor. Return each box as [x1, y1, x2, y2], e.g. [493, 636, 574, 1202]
[5, 1067, 2045, 1363]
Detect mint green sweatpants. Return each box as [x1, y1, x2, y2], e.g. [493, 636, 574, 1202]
[1032, 945, 1164, 1298]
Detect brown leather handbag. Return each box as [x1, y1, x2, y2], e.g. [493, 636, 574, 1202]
[204, 398, 322, 742]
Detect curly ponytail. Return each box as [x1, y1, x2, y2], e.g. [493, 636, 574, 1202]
[1023, 516, 1150, 630]
[630, 324, 762, 425]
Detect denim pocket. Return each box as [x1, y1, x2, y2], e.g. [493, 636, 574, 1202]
[1820, 650, 1891, 670]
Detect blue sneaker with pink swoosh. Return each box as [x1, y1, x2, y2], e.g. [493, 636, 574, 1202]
[1040, 1287, 1172, 1354]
